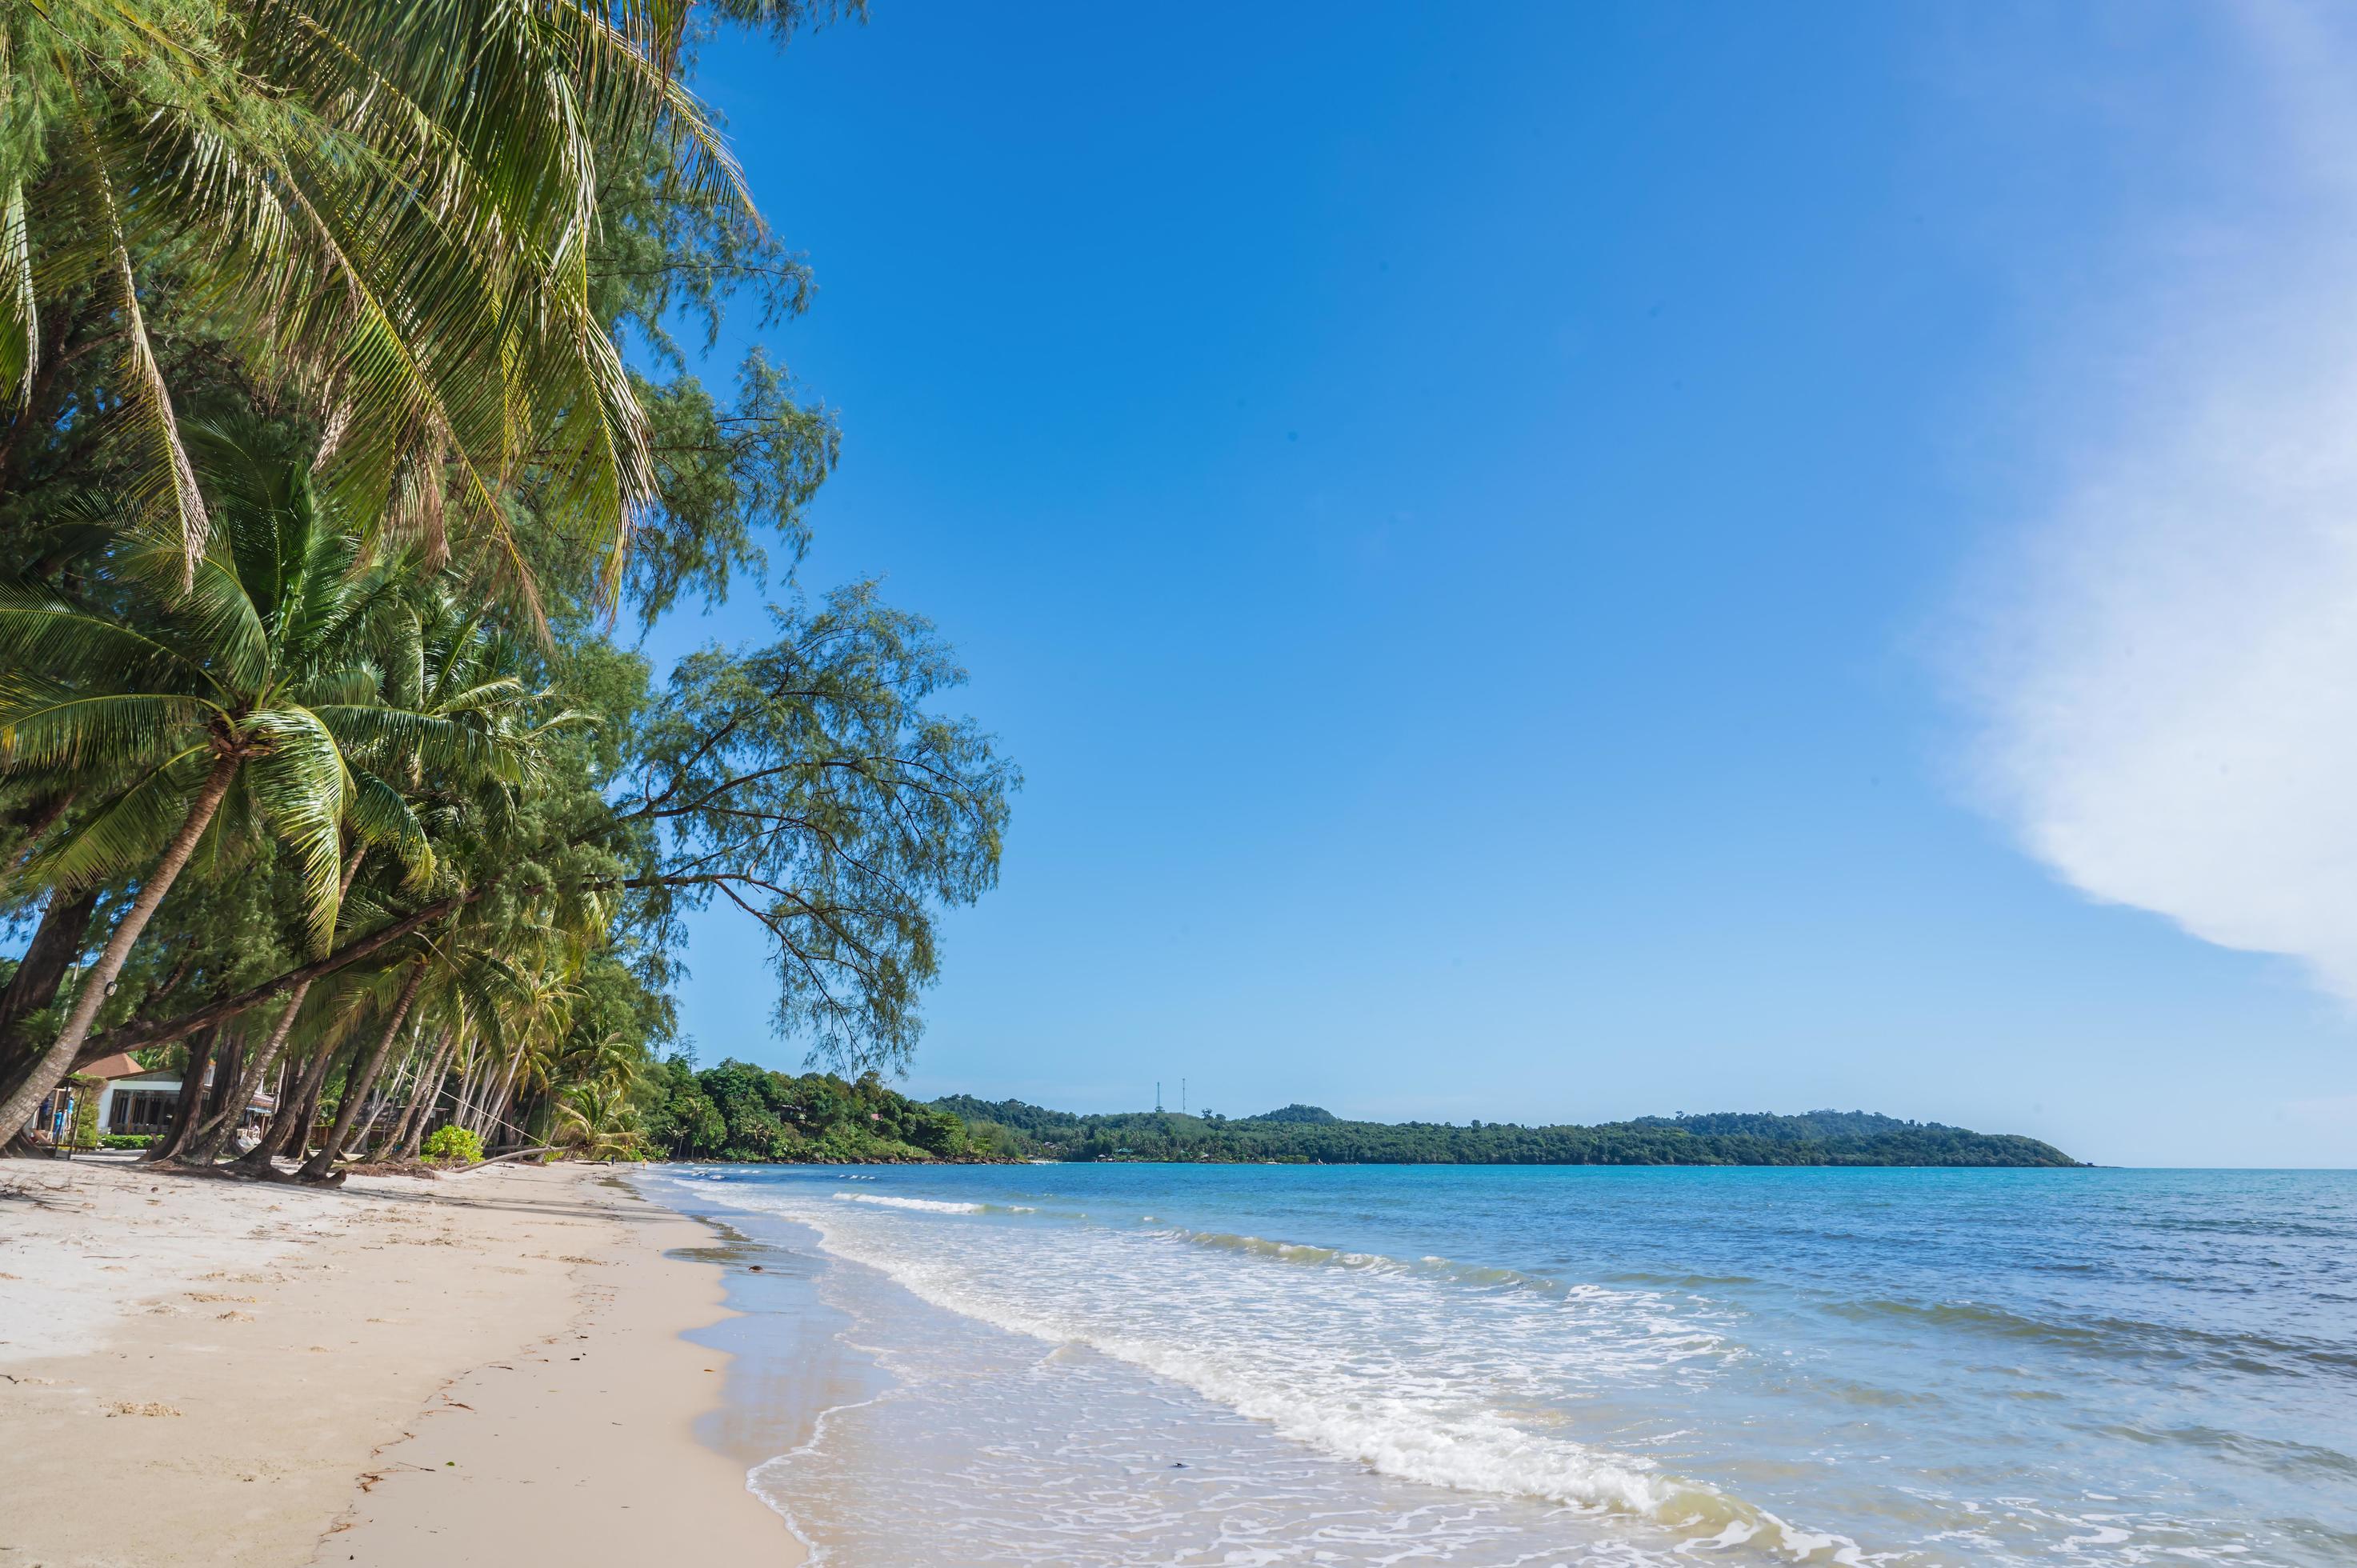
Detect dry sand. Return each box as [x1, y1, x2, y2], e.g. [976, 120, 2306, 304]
[0, 1156, 797, 1567]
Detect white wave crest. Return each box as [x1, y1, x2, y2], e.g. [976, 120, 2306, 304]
[831, 1193, 985, 1214]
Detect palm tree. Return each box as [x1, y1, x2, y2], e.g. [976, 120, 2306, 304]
[554, 1076, 644, 1162]
[218, 582, 566, 1170]
[227, 952, 389, 1172]
[0, 428, 497, 1142]
[0, 0, 756, 608]
[294, 952, 429, 1180]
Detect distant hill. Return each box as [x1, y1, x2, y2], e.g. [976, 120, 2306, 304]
[929, 1097, 2083, 1167]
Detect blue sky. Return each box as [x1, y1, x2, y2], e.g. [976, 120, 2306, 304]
[643, 2, 2357, 1167]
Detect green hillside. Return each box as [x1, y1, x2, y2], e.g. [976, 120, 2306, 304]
[932, 1098, 2083, 1167]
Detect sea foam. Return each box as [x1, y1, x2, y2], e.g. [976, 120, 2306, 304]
[700, 1181, 1843, 1558]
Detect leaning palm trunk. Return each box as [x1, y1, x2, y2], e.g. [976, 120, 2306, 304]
[354, 1025, 423, 1160]
[482, 1062, 526, 1146]
[479, 1054, 526, 1139]
[198, 848, 363, 1166]
[185, 991, 308, 1165]
[234, 1018, 341, 1174]
[0, 754, 240, 1145]
[143, 1027, 218, 1162]
[284, 1054, 336, 1158]
[167, 1027, 243, 1158]
[466, 1057, 510, 1138]
[453, 1059, 489, 1137]
[387, 1029, 458, 1159]
[298, 962, 427, 1181]
[0, 887, 101, 1093]
[206, 1033, 245, 1127]
[442, 1062, 471, 1137]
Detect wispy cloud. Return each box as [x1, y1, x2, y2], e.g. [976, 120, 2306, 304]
[1960, 2, 2357, 1000]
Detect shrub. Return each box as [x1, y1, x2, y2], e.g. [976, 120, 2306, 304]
[421, 1126, 485, 1165]
[66, 1075, 103, 1150]
[98, 1134, 157, 1150]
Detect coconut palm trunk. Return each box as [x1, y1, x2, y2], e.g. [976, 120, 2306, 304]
[463, 1058, 503, 1138]
[193, 846, 366, 1166]
[0, 752, 240, 1144]
[206, 1034, 244, 1123]
[185, 990, 307, 1165]
[0, 886, 101, 1091]
[173, 1029, 244, 1153]
[482, 1059, 526, 1146]
[286, 1053, 333, 1154]
[354, 1023, 422, 1159]
[234, 1016, 341, 1174]
[144, 1026, 218, 1162]
[387, 1029, 458, 1159]
[298, 961, 427, 1182]
[451, 1059, 485, 1137]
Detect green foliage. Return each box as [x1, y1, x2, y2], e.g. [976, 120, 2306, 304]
[930, 1098, 2086, 1168]
[958, 1119, 1034, 1160]
[421, 1125, 484, 1165]
[0, 0, 1014, 1162]
[0, 422, 473, 948]
[0, 0, 766, 596]
[601, 586, 1018, 1074]
[99, 1133, 158, 1150]
[643, 1055, 728, 1156]
[66, 1074, 102, 1149]
[647, 1058, 975, 1163]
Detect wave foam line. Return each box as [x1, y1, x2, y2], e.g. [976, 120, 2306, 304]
[1167, 1226, 1593, 1298]
[781, 1206, 1857, 1562]
[830, 1193, 984, 1214]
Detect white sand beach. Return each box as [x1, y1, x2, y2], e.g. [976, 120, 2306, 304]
[0, 1158, 794, 1566]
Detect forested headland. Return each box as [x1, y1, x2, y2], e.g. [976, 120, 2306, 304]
[635, 1076, 2084, 1166]
[929, 1098, 2085, 1166]
[645, 1058, 977, 1162]
[0, 0, 1013, 1176]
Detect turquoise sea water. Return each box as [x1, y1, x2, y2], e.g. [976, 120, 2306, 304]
[643, 1165, 2357, 1566]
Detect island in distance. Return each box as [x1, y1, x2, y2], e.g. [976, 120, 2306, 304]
[938, 1099, 2086, 1166]
[642, 1060, 2083, 1166]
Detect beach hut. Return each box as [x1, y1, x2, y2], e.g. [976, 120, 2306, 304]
[86, 1055, 182, 1137]
[22, 1053, 274, 1146]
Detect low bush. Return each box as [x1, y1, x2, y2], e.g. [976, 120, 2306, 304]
[420, 1125, 485, 1165]
[98, 1134, 157, 1150]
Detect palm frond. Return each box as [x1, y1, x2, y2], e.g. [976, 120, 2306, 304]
[75, 121, 210, 577]
[347, 766, 435, 890]
[0, 593, 222, 701]
[0, 179, 35, 407]
[312, 704, 526, 785]
[14, 746, 214, 891]
[111, 524, 272, 693]
[0, 684, 216, 774]
[243, 706, 350, 951]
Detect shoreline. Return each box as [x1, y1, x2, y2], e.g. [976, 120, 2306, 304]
[0, 1156, 799, 1566]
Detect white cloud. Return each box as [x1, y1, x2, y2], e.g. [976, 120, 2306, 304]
[1961, 2, 2357, 1001]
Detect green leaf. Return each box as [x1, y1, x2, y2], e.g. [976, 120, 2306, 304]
[244, 706, 350, 952]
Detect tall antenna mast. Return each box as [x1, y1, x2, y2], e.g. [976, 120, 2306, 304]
[1182, 1078, 1187, 1114]
[1156, 1081, 1162, 1113]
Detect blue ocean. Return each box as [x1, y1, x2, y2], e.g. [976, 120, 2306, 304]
[643, 1164, 2357, 1566]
